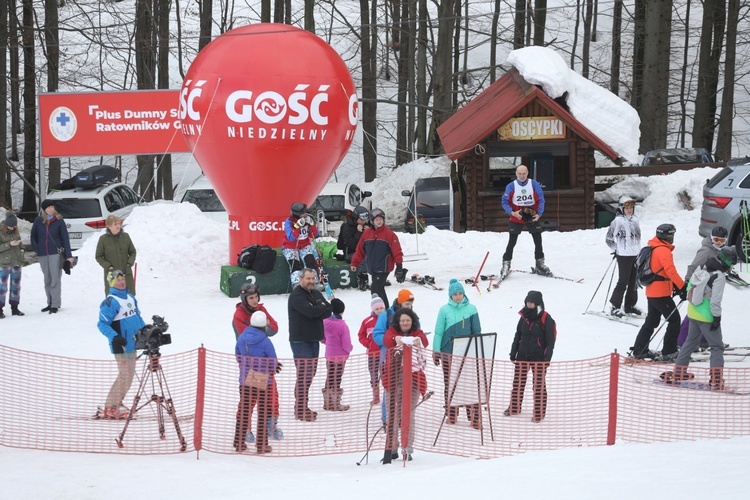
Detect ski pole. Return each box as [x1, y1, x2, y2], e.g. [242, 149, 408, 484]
[472, 252, 490, 295]
[648, 298, 686, 347]
[602, 258, 618, 311]
[583, 254, 616, 314]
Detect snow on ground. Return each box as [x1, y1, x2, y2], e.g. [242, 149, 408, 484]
[2, 166, 749, 498]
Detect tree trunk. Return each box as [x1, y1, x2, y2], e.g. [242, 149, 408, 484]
[0, 0, 8, 206]
[261, 0, 271, 22]
[571, 0, 580, 69]
[513, 0, 525, 49]
[45, 0, 61, 189]
[199, 0, 212, 51]
[691, 0, 726, 151]
[274, 0, 284, 23]
[715, 0, 738, 161]
[427, 0, 455, 155]
[533, 0, 547, 46]
[135, 0, 157, 201]
[638, 0, 672, 152]
[21, 0, 36, 213]
[609, 0, 622, 95]
[678, 0, 692, 147]
[490, 0, 501, 82]
[631, 0, 646, 112]
[416, 0, 428, 154]
[395, 0, 411, 166]
[360, 0, 378, 181]
[157, 0, 173, 200]
[304, 0, 315, 33]
[9, 0, 20, 161]
[582, 0, 593, 78]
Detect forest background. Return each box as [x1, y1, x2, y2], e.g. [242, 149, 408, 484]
[0, 0, 748, 218]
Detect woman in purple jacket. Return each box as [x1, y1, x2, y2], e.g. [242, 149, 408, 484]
[321, 298, 353, 411]
[233, 311, 278, 454]
[30, 200, 75, 313]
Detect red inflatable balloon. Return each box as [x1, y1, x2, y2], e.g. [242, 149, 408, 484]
[179, 24, 358, 262]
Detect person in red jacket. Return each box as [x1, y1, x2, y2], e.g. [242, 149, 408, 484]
[630, 224, 686, 361]
[231, 282, 283, 442]
[357, 294, 387, 404]
[350, 208, 406, 309]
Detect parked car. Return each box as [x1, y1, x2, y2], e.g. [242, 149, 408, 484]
[309, 182, 372, 237]
[641, 147, 717, 166]
[180, 174, 229, 224]
[698, 159, 750, 262]
[402, 176, 452, 233]
[45, 165, 139, 250]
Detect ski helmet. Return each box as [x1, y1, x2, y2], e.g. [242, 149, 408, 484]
[711, 226, 729, 248]
[370, 208, 385, 221]
[353, 205, 369, 222]
[655, 223, 676, 244]
[239, 282, 260, 307]
[716, 246, 738, 271]
[618, 196, 636, 209]
[290, 202, 307, 218]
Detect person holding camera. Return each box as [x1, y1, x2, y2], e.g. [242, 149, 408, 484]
[0, 213, 25, 318]
[96, 269, 146, 419]
[282, 202, 319, 286]
[350, 208, 405, 309]
[500, 165, 551, 279]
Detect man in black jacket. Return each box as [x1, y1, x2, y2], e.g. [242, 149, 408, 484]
[288, 268, 332, 421]
[337, 206, 370, 290]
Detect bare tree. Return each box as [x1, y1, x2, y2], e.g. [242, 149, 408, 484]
[513, 0, 525, 49]
[135, 0, 157, 202]
[716, 0, 739, 160]
[533, 0, 547, 46]
[610, 0, 622, 94]
[199, 0, 213, 50]
[582, 0, 593, 78]
[360, 0, 378, 181]
[21, 0, 37, 213]
[9, 0, 20, 161]
[639, 0, 672, 152]
[0, 0, 8, 207]
[428, 0, 455, 154]
[692, 0, 726, 151]
[44, 0, 61, 189]
[631, 0, 646, 112]
[490, 0, 502, 82]
[677, 0, 693, 147]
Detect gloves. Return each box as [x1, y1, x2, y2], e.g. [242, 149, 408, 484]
[433, 352, 441, 366]
[304, 214, 315, 226]
[275, 362, 283, 374]
[672, 284, 681, 298]
[710, 316, 721, 331]
[678, 284, 688, 301]
[112, 335, 127, 348]
[509, 353, 516, 362]
[394, 264, 407, 284]
[294, 217, 306, 229]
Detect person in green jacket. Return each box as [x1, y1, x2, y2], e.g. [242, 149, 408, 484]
[0, 213, 25, 318]
[95, 216, 137, 295]
[432, 278, 482, 429]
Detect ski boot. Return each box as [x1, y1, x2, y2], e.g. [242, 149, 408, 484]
[500, 260, 511, 280]
[534, 258, 553, 277]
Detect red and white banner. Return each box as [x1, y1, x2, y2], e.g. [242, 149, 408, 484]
[38, 90, 190, 157]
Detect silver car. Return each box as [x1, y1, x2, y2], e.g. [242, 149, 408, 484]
[698, 158, 750, 261]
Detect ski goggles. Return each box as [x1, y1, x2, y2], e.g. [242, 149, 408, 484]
[712, 236, 728, 247]
[109, 269, 125, 280]
[621, 201, 636, 209]
[240, 284, 260, 296]
[357, 212, 370, 222]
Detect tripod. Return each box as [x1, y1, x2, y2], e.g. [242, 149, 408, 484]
[115, 349, 187, 451]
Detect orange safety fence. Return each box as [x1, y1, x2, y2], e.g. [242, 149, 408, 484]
[0, 344, 749, 458]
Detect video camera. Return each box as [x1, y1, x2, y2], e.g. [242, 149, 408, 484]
[135, 315, 172, 352]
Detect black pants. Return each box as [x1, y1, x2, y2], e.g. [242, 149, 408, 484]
[508, 361, 548, 420]
[610, 255, 638, 309]
[503, 221, 544, 261]
[633, 296, 681, 356]
[370, 272, 389, 309]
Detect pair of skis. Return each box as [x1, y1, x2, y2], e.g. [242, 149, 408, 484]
[409, 274, 444, 290]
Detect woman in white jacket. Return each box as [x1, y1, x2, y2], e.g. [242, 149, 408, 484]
[605, 196, 642, 317]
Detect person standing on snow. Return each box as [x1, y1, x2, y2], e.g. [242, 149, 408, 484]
[321, 298, 353, 411]
[630, 224, 686, 361]
[281, 202, 319, 285]
[350, 208, 406, 308]
[357, 294, 387, 405]
[97, 269, 146, 419]
[337, 205, 371, 290]
[233, 311, 278, 454]
[433, 279, 482, 429]
[95, 215, 137, 296]
[500, 164, 551, 279]
[506, 290, 556, 423]
[0, 213, 25, 318]
[666, 246, 738, 391]
[677, 226, 729, 349]
[231, 282, 283, 443]
[605, 196, 642, 317]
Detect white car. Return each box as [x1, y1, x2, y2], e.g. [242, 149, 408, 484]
[309, 182, 372, 237]
[44, 165, 140, 250]
[180, 175, 229, 225]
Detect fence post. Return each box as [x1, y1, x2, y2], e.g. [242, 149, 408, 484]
[194, 346, 206, 455]
[606, 351, 619, 446]
[401, 344, 413, 464]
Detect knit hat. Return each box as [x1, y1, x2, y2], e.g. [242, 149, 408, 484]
[41, 199, 55, 210]
[524, 290, 544, 308]
[397, 289, 414, 305]
[448, 279, 464, 298]
[3, 214, 17, 227]
[250, 311, 267, 328]
[331, 298, 345, 315]
[370, 294, 385, 312]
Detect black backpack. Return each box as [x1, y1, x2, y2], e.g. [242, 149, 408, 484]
[251, 246, 276, 274]
[237, 244, 260, 269]
[634, 246, 665, 288]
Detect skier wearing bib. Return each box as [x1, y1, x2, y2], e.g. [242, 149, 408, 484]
[500, 164, 551, 278]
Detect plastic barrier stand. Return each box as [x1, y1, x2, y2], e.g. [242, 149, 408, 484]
[220, 256, 357, 297]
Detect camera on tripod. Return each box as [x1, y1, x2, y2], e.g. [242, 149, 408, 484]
[135, 315, 172, 352]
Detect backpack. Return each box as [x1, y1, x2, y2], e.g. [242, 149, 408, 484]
[237, 244, 260, 269]
[634, 246, 665, 288]
[251, 246, 276, 274]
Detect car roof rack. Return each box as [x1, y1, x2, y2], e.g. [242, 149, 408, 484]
[51, 165, 120, 191]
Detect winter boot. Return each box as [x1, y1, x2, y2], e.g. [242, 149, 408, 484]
[357, 273, 369, 291]
[371, 385, 380, 405]
[267, 417, 284, 440]
[0, 308, 4, 319]
[322, 389, 334, 411]
[256, 445, 273, 454]
[709, 367, 725, 391]
[500, 260, 511, 279]
[534, 258, 553, 277]
[333, 389, 350, 411]
[610, 305, 624, 318]
[10, 305, 24, 316]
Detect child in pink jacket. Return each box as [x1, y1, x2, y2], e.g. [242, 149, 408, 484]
[322, 298, 353, 411]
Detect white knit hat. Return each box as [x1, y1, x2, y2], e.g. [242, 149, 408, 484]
[250, 311, 267, 328]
